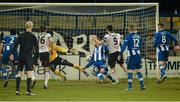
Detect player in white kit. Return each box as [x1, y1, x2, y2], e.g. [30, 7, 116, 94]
[34, 25, 53, 89]
[93, 25, 127, 84]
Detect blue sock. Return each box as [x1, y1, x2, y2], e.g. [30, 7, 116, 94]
[159, 65, 166, 76]
[97, 73, 104, 81]
[137, 72, 144, 88]
[127, 73, 133, 89]
[2, 68, 8, 81]
[104, 72, 115, 82]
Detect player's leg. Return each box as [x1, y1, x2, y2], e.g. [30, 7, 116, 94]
[135, 69, 145, 90]
[2, 55, 11, 87]
[117, 53, 128, 75]
[40, 52, 50, 89]
[58, 57, 89, 77]
[158, 51, 168, 83]
[126, 56, 134, 91]
[31, 65, 37, 89]
[15, 58, 24, 95]
[134, 55, 145, 90]
[49, 63, 66, 82]
[25, 54, 35, 95]
[103, 68, 116, 83]
[108, 52, 119, 83]
[2, 65, 12, 88]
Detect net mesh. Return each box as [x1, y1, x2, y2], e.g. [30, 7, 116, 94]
[0, 4, 157, 58]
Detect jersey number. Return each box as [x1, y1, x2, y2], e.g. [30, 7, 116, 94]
[133, 38, 139, 47]
[38, 36, 45, 44]
[10, 37, 15, 44]
[162, 35, 166, 43]
[113, 37, 118, 45]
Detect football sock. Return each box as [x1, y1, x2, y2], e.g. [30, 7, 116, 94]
[73, 64, 85, 72]
[27, 78, 32, 93]
[16, 77, 21, 91]
[159, 64, 166, 77]
[97, 73, 104, 81]
[104, 72, 115, 82]
[137, 72, 144, 88]
[111, 71, 118, 81]
[44, 71, 49, 86]
[127, 72, 133, 89]
[2, 68, 8, 81]
[32, 71, 35, 81]
[54, 70, 64, 78]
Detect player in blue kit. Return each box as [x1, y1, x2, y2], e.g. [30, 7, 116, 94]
[154, 23, 180, 83]
[84, 37, 115, 83]
[1, 29, 19, 87]
[120, 25, 145, 91]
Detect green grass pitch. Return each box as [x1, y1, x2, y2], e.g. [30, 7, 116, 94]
[0, 78, 180, 101]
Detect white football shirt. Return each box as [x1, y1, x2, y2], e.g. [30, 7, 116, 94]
[35, 32, 51, 53]
[103, 33, 123, 54]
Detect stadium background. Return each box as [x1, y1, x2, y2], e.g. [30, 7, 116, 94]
[0, 0, 180, 101]
[0, 1, 179, 80]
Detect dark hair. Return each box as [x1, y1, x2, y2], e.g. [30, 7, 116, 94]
[47, 30, 54, 37]
[40, 25, 47, 32]
[158, 23, 164, 27]
[106, 25, 113, 32]
[10, 29, 17, 35]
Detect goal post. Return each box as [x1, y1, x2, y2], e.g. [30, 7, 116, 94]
[0, 3, 159, 79]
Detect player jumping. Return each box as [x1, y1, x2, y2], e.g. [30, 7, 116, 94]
[48, 42, 89, 81]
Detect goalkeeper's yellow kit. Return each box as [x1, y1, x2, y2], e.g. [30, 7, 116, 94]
[49, 43, 68, 62]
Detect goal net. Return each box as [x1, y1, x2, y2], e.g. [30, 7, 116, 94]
[0, 3, 159, 79]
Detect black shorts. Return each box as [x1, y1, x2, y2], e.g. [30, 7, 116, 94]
[108, 51, 124, 68]
[39, 52, 49, 67]
[18, 54, 33, 71]
[50, 57, 73, 68]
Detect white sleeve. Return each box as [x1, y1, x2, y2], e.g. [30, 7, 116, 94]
[47, 33, 52, 38]
[117, 33, 123, 39]
[103, 34, 109, 42]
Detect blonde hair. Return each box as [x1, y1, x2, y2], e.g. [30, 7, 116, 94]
[25, 21, 33, 29]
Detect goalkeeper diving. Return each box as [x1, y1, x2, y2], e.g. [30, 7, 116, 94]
[48, 42, 89, 81]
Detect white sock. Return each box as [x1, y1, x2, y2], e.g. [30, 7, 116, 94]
[32, 71, 35, 81]
[111, 71, 118, 81]
[44, 71, 49, 86]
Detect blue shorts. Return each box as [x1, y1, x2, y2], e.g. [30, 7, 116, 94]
[158, 51, 169, 61]
[93, 61, 107, 70]
[2, 51, 19, 65]
[126, 55, 142, 70]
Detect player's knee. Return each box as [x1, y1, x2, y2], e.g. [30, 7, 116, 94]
[16, 71, 23, 78]
[26, 71, 32, 78]
[127, 69, 133, 73]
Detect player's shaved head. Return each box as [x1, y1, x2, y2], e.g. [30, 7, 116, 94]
[25, 21, 33, 29]
[128, 25, 135, 32]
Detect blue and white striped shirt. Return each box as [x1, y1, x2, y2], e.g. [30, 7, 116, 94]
[154, 30, 178, 52]
[85, 44, 109, 68]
